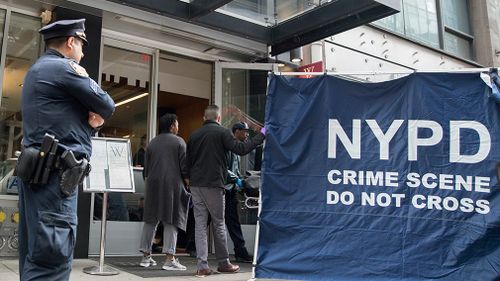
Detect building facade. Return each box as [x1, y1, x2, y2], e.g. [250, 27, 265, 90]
[0, 0, 497, 258]
[298, 0, 499, 82]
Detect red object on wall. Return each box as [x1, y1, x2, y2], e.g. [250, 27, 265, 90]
[141, 54, 150, 62]
[297, 61, 323, 78]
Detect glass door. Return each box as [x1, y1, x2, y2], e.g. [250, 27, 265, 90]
[89, 38, 157, 255]
[0, 10, 41, 259]
[214, 62, 276, 255]
[0, 11, 41, 196]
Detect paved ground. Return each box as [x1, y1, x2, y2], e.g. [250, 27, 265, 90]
[0, 256, 288, 281]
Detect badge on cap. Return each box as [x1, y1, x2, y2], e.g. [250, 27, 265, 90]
[75, 31, 87, 42]
[69, 61, 88, 77]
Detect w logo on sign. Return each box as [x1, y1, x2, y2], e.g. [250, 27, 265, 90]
[110, 145, 124, 157]
[297, 61, 323, 78]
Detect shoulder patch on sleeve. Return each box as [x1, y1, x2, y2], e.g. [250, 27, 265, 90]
[89, 78, 100, 94]
[68, 61, 89, 77]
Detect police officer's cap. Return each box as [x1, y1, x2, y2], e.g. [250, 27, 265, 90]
[39, 19, 88, 45]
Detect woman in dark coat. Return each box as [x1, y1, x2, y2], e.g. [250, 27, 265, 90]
[138, 113, 191, 271]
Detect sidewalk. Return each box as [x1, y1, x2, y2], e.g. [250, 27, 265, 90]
[0, 257, 273, 281]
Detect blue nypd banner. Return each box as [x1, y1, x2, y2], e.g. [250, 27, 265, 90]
[256, 73, 500, 281]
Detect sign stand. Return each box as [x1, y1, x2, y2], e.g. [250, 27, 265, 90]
[82, 137, 135, 276]
[83, 192, 119, 275]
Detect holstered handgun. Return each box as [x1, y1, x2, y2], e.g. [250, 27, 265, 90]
[60, 150, 91, 196]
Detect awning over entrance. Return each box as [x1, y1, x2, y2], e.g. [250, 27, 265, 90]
[106, 0, 400, 56]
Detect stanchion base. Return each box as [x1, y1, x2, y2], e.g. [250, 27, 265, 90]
[83, 265, 120, 276]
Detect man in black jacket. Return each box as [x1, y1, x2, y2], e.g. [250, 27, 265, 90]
[187, 105, 264, 276]
[225, 122, 254, 263]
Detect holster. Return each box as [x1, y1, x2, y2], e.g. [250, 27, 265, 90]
[60, 151, 91, 196]
[15, 133, 57, 185]
[15, 147, 40, 182]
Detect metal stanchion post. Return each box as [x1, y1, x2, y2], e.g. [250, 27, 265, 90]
[83, 192, 119, 275]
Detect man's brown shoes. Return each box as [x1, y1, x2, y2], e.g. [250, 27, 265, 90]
[195, 268, 213, 277]
[217, 263, 240, 273]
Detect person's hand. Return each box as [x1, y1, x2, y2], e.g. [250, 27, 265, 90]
[88, 112, 104, 128]
[249, 124, 262, 134]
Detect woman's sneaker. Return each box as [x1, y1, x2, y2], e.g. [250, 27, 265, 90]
[139, 255, 157, 267]
[162, 258, 187, 271]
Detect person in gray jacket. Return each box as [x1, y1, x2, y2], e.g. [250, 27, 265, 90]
[187, 105, 265, 276]
[139, 114, 191, 271]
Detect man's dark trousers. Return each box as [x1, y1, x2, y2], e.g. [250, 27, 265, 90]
[224, 188, 248, 257]
[18, 172, 78, 281]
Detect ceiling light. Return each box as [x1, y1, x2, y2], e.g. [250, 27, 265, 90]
[116, 93, 149, 107]
[290, 47, 303, 63]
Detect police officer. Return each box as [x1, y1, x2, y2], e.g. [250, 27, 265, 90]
[18, 19, 115, 280]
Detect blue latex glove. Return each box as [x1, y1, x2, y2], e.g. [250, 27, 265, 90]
[235, 178, 244, 190]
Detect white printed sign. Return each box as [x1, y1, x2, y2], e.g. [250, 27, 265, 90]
[83, 137, 135, 193]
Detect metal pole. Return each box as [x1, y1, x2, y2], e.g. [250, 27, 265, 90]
[272, 68, 496, 76]
[250, 73, 274, 280]
[98, 192, 108, 271]
[83, 192, 119, 276]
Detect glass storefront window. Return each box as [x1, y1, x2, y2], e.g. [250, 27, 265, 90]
[96, 45, 151, 221]
[402, 0, 439, 48]
[221, 68, 268, 224]
[442, 0, 470, 34]
[0, 12, 41, 195]
[1, 12, 41, 161]
[373, 0, 404, 35]
[442, 0, 472, 59]
[373, 0, 439, 48]
[374, 0, 474, 58]
[218, 0, 333, 26]
[444, 32, 472, 59]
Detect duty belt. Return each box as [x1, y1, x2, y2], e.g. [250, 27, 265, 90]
[15, 133, 91, 195]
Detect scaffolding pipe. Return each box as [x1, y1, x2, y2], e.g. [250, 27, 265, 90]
[272, 68, 497, 76]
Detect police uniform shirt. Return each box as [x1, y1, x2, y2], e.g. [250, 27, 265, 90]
[21, 49, 115, 158]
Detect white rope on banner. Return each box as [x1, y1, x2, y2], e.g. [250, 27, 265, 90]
[272, 67, 497, 76]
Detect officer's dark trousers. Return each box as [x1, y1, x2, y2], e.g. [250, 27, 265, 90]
[224, 188, 247, 257]
[18, 172, 78, 281]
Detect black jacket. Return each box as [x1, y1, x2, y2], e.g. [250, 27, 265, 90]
[187, 120, 264, 188]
